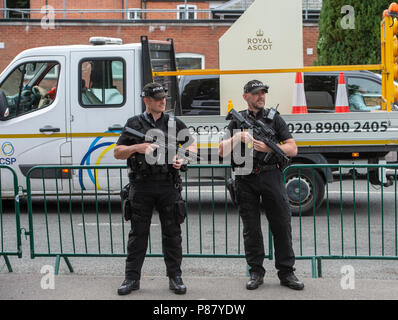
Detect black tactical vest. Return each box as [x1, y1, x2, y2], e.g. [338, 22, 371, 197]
[231, 108, 279, 170]
[127, 112, 178, 180]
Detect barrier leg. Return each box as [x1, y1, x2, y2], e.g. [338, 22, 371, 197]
[268, 229, 273, 261]
[317, 258, 322, 278]
[311, 257, 318, 279]
[54, 255, 61, 275]
[2, 255, 12, 272]
[54, 255, 74, 275]
[63, 257, 74, 273]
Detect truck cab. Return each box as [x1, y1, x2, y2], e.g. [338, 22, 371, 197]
[178, 72, 398, 215]
[178, 70, 396, 115]
[0, 37, 178, 195]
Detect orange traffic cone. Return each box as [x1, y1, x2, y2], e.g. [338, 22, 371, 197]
[291, 72, 308, 114]
[335, 73, 350, 113]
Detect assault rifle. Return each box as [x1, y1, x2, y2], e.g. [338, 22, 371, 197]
[226, 108, 290, 168]
[124, 126, 201, 163]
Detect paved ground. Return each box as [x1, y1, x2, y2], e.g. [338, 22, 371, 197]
[1, 273, 398, 300]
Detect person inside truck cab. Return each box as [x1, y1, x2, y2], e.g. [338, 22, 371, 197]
[4, 85, 57, 115]
[81, 60, 123, 105]
[32, 85, 57, 108]
[348, 85, 381, 112]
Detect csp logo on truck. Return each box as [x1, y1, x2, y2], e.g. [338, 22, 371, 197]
[0, 142, 16, 165]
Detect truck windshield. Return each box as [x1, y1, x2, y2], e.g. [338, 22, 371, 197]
[304, 75, 336, 113]
[180, 77, 220, 115]
[0, 61, 60, 120]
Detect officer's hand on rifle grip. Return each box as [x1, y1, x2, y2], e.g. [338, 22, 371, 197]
[135, 142, 158, 154]
[253, 139, 271, 153]
[145, 143, 159, 155]
[236, 131, 253, 144]
[172, 155, 184, 170]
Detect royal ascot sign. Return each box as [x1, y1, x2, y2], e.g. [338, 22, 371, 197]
[219, 0, 302, 115]
[247, 29, 273, 51]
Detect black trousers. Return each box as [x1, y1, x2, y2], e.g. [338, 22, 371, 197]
[125, 178, 182, 280]
[235, 169, 295, 279]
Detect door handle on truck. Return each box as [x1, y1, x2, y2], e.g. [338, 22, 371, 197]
[108, 125, 123, 131]
[39, 126, 60, 133]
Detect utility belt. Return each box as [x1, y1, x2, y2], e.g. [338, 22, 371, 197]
[122, 172, 185, 224]
[128, 171, 173, 182]
[128, 162, 175, 182]
[251, 164, 279, 175]
[128, 170, 182, 191]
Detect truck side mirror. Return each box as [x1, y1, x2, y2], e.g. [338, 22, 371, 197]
[0, 90, 9, 119]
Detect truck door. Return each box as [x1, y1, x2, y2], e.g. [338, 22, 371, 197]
[70, 50, 134, 192]
[0, 56, 66, 192]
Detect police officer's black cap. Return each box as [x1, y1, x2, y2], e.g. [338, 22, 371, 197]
[244, 80, 269, 94]
[141, 82, 168, 99]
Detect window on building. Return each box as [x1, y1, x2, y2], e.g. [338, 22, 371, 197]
[177, 5, 197, 20]
[79, 59, 125, 108]
[176, 53, 204, 70]
[4, 0, 30, 19]
[127, 8, 142, 20]
[0, 61, 60, 120]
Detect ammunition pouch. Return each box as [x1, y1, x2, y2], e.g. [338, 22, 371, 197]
[227, 178, 238, 208]
[121, 183, 132, 221]
[174, 197, 187, 224]
[128, 154, 149, 181]
[124, 200, 132, 221]
[128, 153, 174, 182]
[172, 174, 186, 224]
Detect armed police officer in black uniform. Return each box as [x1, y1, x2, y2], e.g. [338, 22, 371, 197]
[219, 80, 304, 291]
[114, 82, 197, 296]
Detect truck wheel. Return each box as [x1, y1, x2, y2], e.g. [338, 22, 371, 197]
[284, 168, 325, 216]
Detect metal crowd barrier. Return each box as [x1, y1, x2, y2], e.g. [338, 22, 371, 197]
[0, 165, 22, 272]
[26, 165, 128, 274]
[284, 164, 398, 278]
[6, 163, 398, 278]
[25, 165, 272, 275]
[182, 164, 273, 260]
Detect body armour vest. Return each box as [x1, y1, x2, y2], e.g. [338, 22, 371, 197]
[231, 108, 279, 170]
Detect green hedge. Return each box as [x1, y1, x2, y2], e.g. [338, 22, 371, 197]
[315, 0, 393, 66]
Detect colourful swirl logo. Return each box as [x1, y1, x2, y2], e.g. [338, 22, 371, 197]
[1, 142, 14, 157]
[79, 131, 121, 190]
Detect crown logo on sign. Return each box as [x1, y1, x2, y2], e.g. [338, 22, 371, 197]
[256, 29, 264, 37]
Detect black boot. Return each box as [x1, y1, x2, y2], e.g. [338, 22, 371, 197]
[169, 276, 187, 294]
[280, 273, 304, 290]
[246, 273, 264, 290]
[117, 279, 140, 295]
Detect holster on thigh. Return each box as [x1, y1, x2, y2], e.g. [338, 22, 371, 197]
[174, 197, 186, 224]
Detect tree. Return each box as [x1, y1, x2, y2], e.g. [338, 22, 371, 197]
[315, 0, 392, 66]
